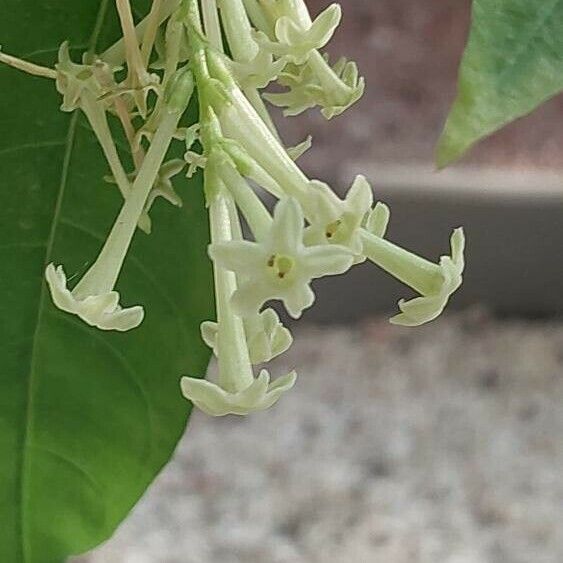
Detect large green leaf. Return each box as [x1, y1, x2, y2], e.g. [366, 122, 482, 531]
[0, 1, 213, 561]
[436, 0, 563, 167]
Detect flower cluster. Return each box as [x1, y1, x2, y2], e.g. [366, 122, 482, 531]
[1, 0, 465, 416]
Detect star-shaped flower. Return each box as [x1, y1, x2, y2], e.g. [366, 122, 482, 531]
[55, 42, 115, 112]
[228, 49, 286, 90]
[264, 54, 364, 119]
[304, 175, 373, 256]
[201, 308, 293, 365]
[45, 265, 144, 331]
[390, 228, 466, 327]
[255, 4, 342, 65]
[181, 369, 297, 417]
[210, 198, 353, 318]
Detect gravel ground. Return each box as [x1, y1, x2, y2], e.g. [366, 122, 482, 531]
[76, 311, 563, 563]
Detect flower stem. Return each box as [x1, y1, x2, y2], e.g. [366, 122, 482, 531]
[201, 0, 223, 51]
[74, 93, 190, 298]
[103, 0, 181, 66]
[116, 0, 150, 86]
[219, 160, 272, 240]
[143, 10, 184, 139]
[360, 230, 443, 296]
[241, 0, 273, 36]
[217, 0, 282, 139]
[141, 0, 164, 66]
[0, 51, 57, 79]
[80, 91, 131, 199]
[209, 189, 255, 392]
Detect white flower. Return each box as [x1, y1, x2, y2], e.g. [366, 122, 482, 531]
[55, 42, 115, 112]
[228, 49, 286, 89]
[181, 370, 297, 417]
[361, 227, 466, 327]
[45, 264, 144, 331]
[265, 55, 365, 119]
[255, 4, 342, 65]
[304, 175, 373, 256]
[201, 308, 293, 365]
[245, 308, 293, 364]
[365, 201, 391, 238]
[390, 228, 466, 327]
[287, 135, 313, 161]
[209, 198, 353, 318]
[44, 69, 194, 332]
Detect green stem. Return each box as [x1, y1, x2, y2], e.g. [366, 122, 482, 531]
[209, 188, 255, 392]
[0, 51, 57, 79]
[102, 0, 181, 66]
[73, 103, 186, 298]
[80, 91, 131, 199]
[201, 0, 223, 51]
[144, 11, 184, 134]
[218, 0, 258, 61]
[116, 0, 150, 87]
[218, 0, 282, 139]
[141, 0, 164, 66]
[360, 230, 443, 296]
[243, 86, 281, 141]
[220, 161, 272, 240]
[242, 0, 273, 36]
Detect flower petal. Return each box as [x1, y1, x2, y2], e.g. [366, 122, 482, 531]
[283, 283, 315, 319]
[231, 280, 275, 318]
[303, 245, 353, 278]
[209, 240, 264, 273]
[346, 175, 373, 216]
[268, 198, 305, 254]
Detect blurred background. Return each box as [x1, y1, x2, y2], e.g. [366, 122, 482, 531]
[76, 1, 563, 562]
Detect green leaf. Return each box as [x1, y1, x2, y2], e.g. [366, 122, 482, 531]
[0, 1, 213, 561]
[436, 0, 563, 168]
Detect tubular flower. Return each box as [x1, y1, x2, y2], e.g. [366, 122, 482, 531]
[250, 1, 365, 118]
[255, 3, 342, 65]
[361, 228, 466, 327]
[264, 54, 365, 119]
[181, 369, 297, 416]
[304, 175, 374, 257]
[45, 265, 144, 332]
[209, 197, 354, 318]
[2, 0, 468, 418]
[45, 68, 195, 331]
[202, 308, 293, 365]
[181, 189, 296, 416]
[55, 42, 115, 112]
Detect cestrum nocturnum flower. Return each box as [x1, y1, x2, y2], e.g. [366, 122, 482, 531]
[209, 197, 354, 319]
[256, 3, 342, 65]
[46, 68, 195, 331]
[250, 1, 365, 118]
[361, 227, 466, 327]
[265, 54, 365, 119]
[202, 308, 293, 365]
[304, 175, 374, 257]
[181, 368, 297, 416]
[181, 191, 296, 416]
[2, 0, 468, 418]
